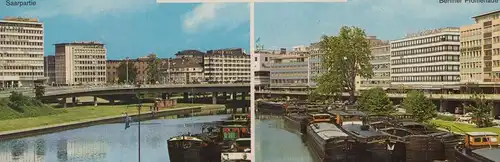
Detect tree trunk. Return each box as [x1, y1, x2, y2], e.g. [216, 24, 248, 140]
[349, 90, 355, 105]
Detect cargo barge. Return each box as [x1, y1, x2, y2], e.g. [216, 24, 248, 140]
[301, 113, 357, 162]
[454, 132, 500, 162]
[167, 135, 210, 162]
[256, 100, 288, 115]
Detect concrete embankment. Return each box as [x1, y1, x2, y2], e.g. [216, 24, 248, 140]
[0, 106, 223, 140]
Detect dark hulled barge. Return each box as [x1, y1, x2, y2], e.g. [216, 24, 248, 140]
[301, 113, 357, 162]
[168, 136, 208, 162]
[256, 100, 288, 115]
[454, 131, 500, 162]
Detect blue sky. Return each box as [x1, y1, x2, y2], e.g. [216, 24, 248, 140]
[255, 0, 500, 49]
[0, 0, 250, 59]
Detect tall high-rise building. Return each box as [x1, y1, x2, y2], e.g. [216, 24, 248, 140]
[54, 41, 107, 85]
[203, 48, 250, 83]
[0, 17, 45, 87]
[390, 27, 461, 89]
[460, 10, 500, 84]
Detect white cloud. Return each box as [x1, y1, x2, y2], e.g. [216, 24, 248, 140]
[22, 0, 154, 19]
[182, 3, 249, 33]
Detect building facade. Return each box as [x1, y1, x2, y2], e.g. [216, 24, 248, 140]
[253, 50, 282, 87]
[44, 55, 56, 84]
[203, 48, 250, 83]
[266, 44, 322, 87]
[161, 50, 205, 84]
[106, 55, 153, 84]
[390, 27, 461, 89]
[460, 10, 500, 84]
[357, 36, 391, 90]
[0, 17, 45, 88]
[55, 41, 107, 85]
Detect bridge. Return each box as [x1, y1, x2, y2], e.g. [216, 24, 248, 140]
[255, 90, 500, 100]
[1, 84, 250, 108]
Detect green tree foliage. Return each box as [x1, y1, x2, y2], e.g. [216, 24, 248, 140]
[402, 90, 437, 122]
[146, 55, 161, 84]
[117, 61, 137, 84]
[34, 85, 45, 100]
[357, 87, 394, 115]
[464, 94, 493, 128]
[316, 26, 373, 103]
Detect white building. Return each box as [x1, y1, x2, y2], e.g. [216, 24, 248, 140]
[0, 17, 45, 88]
[357, 36, 391, 90]
[203, 48, 250, 83]
[54, 41, 107, 85]
[390, 27, 461, 89]
[253, 50, 281, 87]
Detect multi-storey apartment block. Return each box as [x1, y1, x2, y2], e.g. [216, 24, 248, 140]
[203, 48, 250, 83]
[460, 10, 500, 84]
[357, 36, 391, 90]
[0, 17, 45, 88]
[390, 27, 461, 89]
[254, 49, 283, 88]
[55, 41, 107, 85]
[163, 50, 204, 84]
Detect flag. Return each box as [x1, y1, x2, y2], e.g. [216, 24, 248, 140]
[256, 37, 261, 43]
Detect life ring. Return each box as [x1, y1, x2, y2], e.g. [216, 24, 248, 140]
[183, 142, 192, 149]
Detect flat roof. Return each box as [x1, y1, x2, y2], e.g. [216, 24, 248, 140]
[54, 41, 104, 46]
[472, 9, 500, 19]
[310, 122, 349, 140]
[472, 148, 500, 161]
[466, 132, 498, 136]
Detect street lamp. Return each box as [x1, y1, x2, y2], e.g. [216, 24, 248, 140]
[126, 57, 129, 85]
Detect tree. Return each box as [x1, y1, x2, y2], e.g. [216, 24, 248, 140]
[402, 90, 437, 122]
[117, 61, 137, 84]
[146, 55, 161, 84]
[357, 87, 394, 115]
[34, 85, 45, 100]
[316, 26, 373, 104]
[464, 94, 493, 128]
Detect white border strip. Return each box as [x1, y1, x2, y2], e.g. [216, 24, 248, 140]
[249, 2, 256, 161]
[157, 0, 346, 3]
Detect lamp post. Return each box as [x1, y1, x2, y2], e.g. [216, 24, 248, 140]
[126, 57, 129, 85]
[1, 52, 5, 89]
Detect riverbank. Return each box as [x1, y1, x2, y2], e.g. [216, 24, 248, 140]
[432, 119, 500, 134]
[0, 104, 226, 140]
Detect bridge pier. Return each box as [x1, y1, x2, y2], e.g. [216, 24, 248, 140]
[231, 92, 237, 100]
[72, 97, 77, 107]
[223, 92, 227, 102]
[212, 92, 218, 104]
[439, 100, 447, 112]
[241, 92, 246, 100]
[493, 102, 500, 117]
[183, 92, 189, 102]
[62, 97, 67, 108]
[93, 96, 98, 107]
[109, 99, 115, 105]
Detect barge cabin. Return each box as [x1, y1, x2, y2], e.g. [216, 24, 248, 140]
[304, 122, 356, 162]
[455, 132, 500, 162]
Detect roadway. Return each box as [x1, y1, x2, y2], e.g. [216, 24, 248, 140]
[255, 90, 500, 101]
[0, 84, 250, 98]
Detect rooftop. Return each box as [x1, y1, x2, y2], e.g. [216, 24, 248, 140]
[310, 122, 349, 140]
[54, 41, 104, 46]
[2, 17, 39, 22]
[400, 27, 460, 40]
[472, 148, 500, 162]
[466, 131, 498, 136]
[472, 9, 500, 19]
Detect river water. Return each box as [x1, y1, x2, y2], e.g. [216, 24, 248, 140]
[0, 115, 229, 162]
[255, 118, 313, 162]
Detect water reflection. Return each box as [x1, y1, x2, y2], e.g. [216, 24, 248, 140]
[256, 119, 313, 162]
[0, 115, 228, 162]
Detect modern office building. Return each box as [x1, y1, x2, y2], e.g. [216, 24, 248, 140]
[460, 10, 500, 84]
[0, 17, 45, 87]
[44, 55, 56, 84]
[254, 50, 282, 88]
[357, 36, 391, 90]
[54, 41, 107, 85]
[203, 48, 250, 83]
[390, 27, 461, 89]
[106, 54, 153, 84]
[266, 44, 322, 87]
